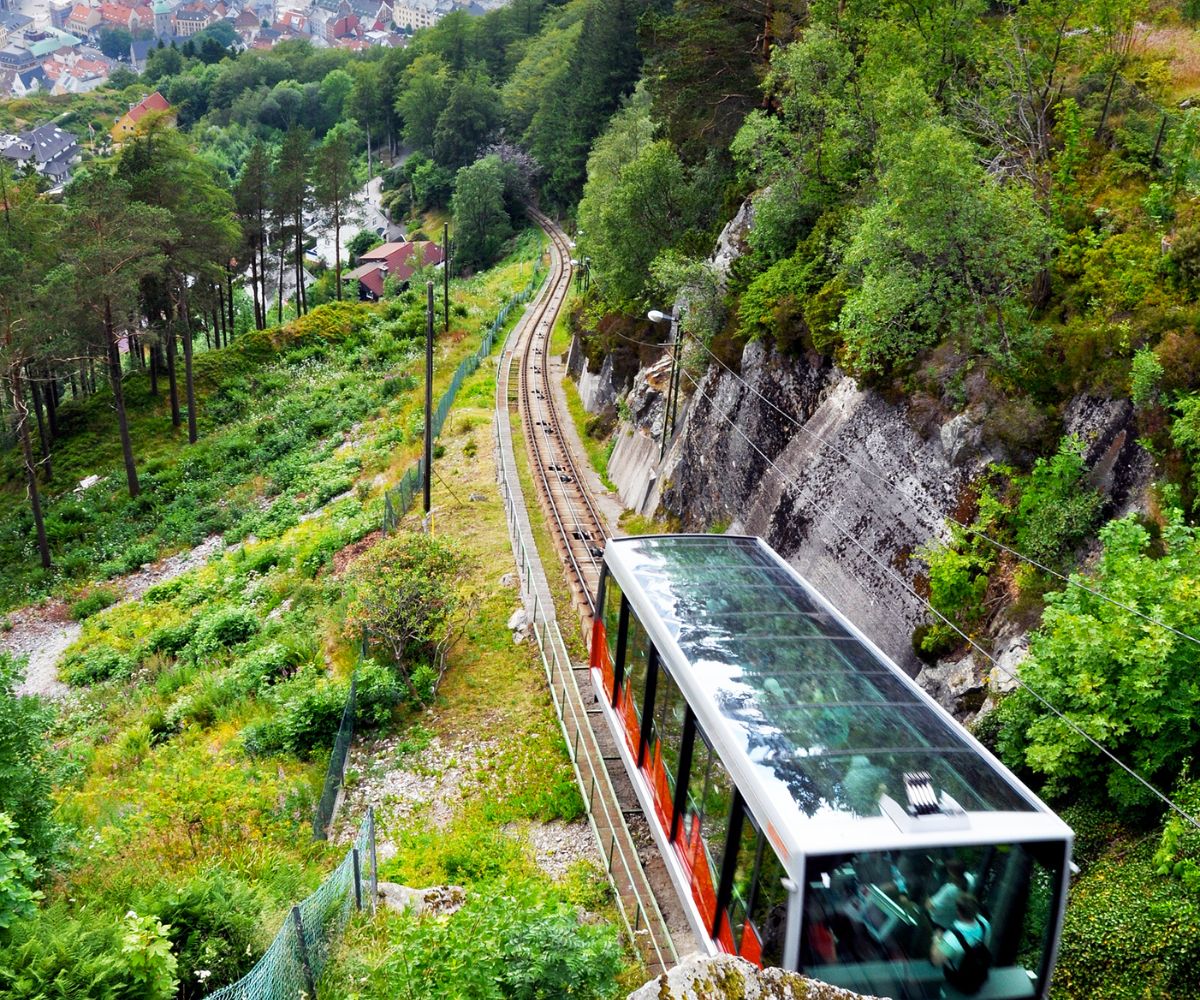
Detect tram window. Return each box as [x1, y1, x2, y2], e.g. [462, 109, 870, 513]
[800, 841, 1066, 1000]
[682, 732, 712, 847]
[749, 839, 789, 967]
[649, 665, 685, 798]
[699, 756, 734, 884]
[602, 574, 622, 669]
[623, 614, 652, 726]
[725, 807, 760, 952]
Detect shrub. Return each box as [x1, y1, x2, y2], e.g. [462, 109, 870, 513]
[61, 645, 136, 686]
[232, 642, 304, 691]
[145, 620, 198, 657]
[1013, 435, 1103, 565]
[242, 671, 348, 758]
[0, 906, 174, 999]
[188, 607, 260, 659]
[345, 532, 474, 680]
[153, 869, 263, 998]
[998, 512, 1200, 809]
[1154, 768, 1200, 893]
[1054, 841, 1200, 999]
[0, 813, 41, 934]
[118, 911, 178, 999]
[69, 586, 122, 621]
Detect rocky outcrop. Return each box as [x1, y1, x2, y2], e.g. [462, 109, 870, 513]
[627, 954, 884, 1000]
[580, 201, 1154, 683]
[658, 345, 980, 674]
[376, 882, 466, 917]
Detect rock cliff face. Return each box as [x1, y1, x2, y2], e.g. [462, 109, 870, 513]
[576, 202, 1153, 683]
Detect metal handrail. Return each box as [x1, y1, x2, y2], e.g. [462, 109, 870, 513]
[492, 273, 678, 973]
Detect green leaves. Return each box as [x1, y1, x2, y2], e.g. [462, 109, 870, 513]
[837, 121, 1053, 375]
[0, 813, 41, 933]
[1000, 509, 1200, 808]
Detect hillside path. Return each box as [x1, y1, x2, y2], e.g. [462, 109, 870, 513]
[3, 535, 225, 698]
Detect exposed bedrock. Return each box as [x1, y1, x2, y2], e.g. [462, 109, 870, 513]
[574, 202, 1152, 684]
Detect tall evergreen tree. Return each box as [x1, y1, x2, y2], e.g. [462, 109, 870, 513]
[312, 123, 360, 301]
[274, 128, 312, 317]
[0, 168, 57, 567]
[47, 171, 175, 497]
[236, 141, 272, 329]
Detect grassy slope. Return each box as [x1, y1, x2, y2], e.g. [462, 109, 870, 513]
[2, 229, 636, 994]
[0, 231, 546, 613]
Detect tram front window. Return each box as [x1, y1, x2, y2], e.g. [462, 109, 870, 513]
[801, 841, 1066, 1000]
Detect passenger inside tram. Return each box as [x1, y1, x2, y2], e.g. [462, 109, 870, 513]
[800, 842, 1063, 999]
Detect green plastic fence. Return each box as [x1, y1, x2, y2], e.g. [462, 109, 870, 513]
[206, 809, 376, 1000]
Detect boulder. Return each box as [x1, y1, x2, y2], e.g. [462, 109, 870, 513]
[917, 654, 987, 719]
[627, 954, 885, 1000]
[376, 882, 466, 918]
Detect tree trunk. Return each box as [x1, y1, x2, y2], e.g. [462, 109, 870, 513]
[334, 199, 342, 301]
[216, 283, 226, 347]
[105, 299, 140, 498]
[149, 343, 159, 396]
[258, 227, 269, 328]
[179, 286, 198, 445]
[166, 323, 181, 428]
[226, 269, 235, 333]
[277, 237, 285, 323]
[10, 366, 50, 569]
[1096, 69, 1119, 140]
[249, 238, 263, 330]
[44, 370, 58, 440]
[27, 367, 51, 482]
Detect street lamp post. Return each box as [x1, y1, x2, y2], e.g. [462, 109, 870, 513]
[648, 306, 681, 462]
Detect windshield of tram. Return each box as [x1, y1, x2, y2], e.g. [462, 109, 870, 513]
[801, 841, 1066, 1000]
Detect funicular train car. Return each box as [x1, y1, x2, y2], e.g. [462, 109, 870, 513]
[590, 534, 1073, 1000]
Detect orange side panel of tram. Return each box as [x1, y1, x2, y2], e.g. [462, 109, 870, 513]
[620, 689, 641, 756]
[648, 744, 673, 832]
[740, 921, 764, 966]
[592, 621, 614, 699]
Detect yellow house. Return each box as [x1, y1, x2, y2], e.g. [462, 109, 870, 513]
[111, 90, 173, 144]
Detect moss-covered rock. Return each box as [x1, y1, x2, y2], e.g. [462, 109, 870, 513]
[627, 954, 885, 1000]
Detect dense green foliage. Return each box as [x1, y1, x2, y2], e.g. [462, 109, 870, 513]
[999, 512, 1200, 810]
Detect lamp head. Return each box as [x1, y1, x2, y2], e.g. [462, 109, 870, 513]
[647, 309, 669, 324]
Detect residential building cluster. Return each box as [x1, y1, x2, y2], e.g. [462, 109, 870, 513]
[0, 10, 118, 96]
[0, 0, 503, 99]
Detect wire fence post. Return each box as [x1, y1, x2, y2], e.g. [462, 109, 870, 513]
[368, 806, 378, 914]
[352, 848, 363, 912]
[291, 906, 318, 998]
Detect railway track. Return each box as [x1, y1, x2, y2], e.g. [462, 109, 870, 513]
[514, 208, 608, 629]
[494, 211, 689, 976]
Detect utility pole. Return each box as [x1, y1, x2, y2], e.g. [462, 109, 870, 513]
[424, 280, 434, 519]
[649, 305, 681, 462]
[442, 223, 449, 333]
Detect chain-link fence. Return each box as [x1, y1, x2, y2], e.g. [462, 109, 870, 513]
[207, 809, 377, 1000]
[313, 671, 357, 840]
[382, 266, 546, 533]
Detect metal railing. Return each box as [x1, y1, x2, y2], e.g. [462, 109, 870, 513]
[207, 808, 377, 1000]
[492, 296, 678, 975]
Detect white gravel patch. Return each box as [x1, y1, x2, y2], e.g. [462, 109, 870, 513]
[2, 534, 227, 698]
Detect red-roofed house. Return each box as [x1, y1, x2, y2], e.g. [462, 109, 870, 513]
[345, 241, 444, 301]
[66, 4, 101, 34]
[111, 89, 172, 142]
[98, 3, 146, 30]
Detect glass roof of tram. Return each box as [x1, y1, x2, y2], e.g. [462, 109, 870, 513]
[606, 535, 1042, 823]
